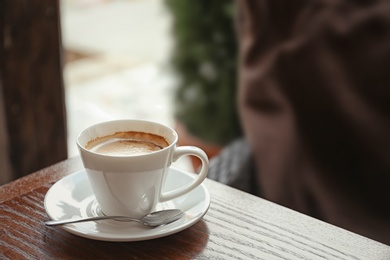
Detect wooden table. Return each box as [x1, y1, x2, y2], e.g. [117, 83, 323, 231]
[1, 157, 389, 259]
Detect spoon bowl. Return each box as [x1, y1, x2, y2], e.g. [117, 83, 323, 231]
[45, 209, 183, 227]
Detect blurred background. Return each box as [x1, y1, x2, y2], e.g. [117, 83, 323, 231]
[0, 0, 240, 184]
[61, 0, 177, 158]
[62, 0, 240, 167]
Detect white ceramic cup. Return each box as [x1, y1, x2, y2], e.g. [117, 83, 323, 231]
[76, 119, 209, 218]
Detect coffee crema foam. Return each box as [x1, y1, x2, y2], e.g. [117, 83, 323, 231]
[85, 131, 169, 156]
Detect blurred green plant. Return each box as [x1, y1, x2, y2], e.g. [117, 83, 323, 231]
[165, 0, 241, 145]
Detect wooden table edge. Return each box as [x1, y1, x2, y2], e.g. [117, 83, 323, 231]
[0, 156, 83, 203]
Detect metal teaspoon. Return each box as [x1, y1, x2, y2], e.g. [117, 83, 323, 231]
[45, 209, 183, 227]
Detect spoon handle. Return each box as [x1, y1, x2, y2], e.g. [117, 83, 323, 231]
[45, 216, 139, 226]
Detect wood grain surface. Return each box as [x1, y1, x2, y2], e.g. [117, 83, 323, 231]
[0, 157, 389, 259]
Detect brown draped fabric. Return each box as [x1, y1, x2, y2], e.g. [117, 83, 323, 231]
[237, 0, 390, 244]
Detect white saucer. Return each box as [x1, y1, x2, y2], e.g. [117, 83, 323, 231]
[44, 167, 210, 242]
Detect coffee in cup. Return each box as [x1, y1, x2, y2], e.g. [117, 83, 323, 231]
[77, 119, 209, 218]
[85, 131, 169, 156]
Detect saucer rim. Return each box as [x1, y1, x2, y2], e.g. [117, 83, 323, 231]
[44, 167, 211, 242]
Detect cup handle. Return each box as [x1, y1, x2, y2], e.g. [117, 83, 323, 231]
[159, 146, 209, 202]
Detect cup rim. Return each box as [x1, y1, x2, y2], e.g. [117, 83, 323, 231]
[76, 119, 178, 158]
